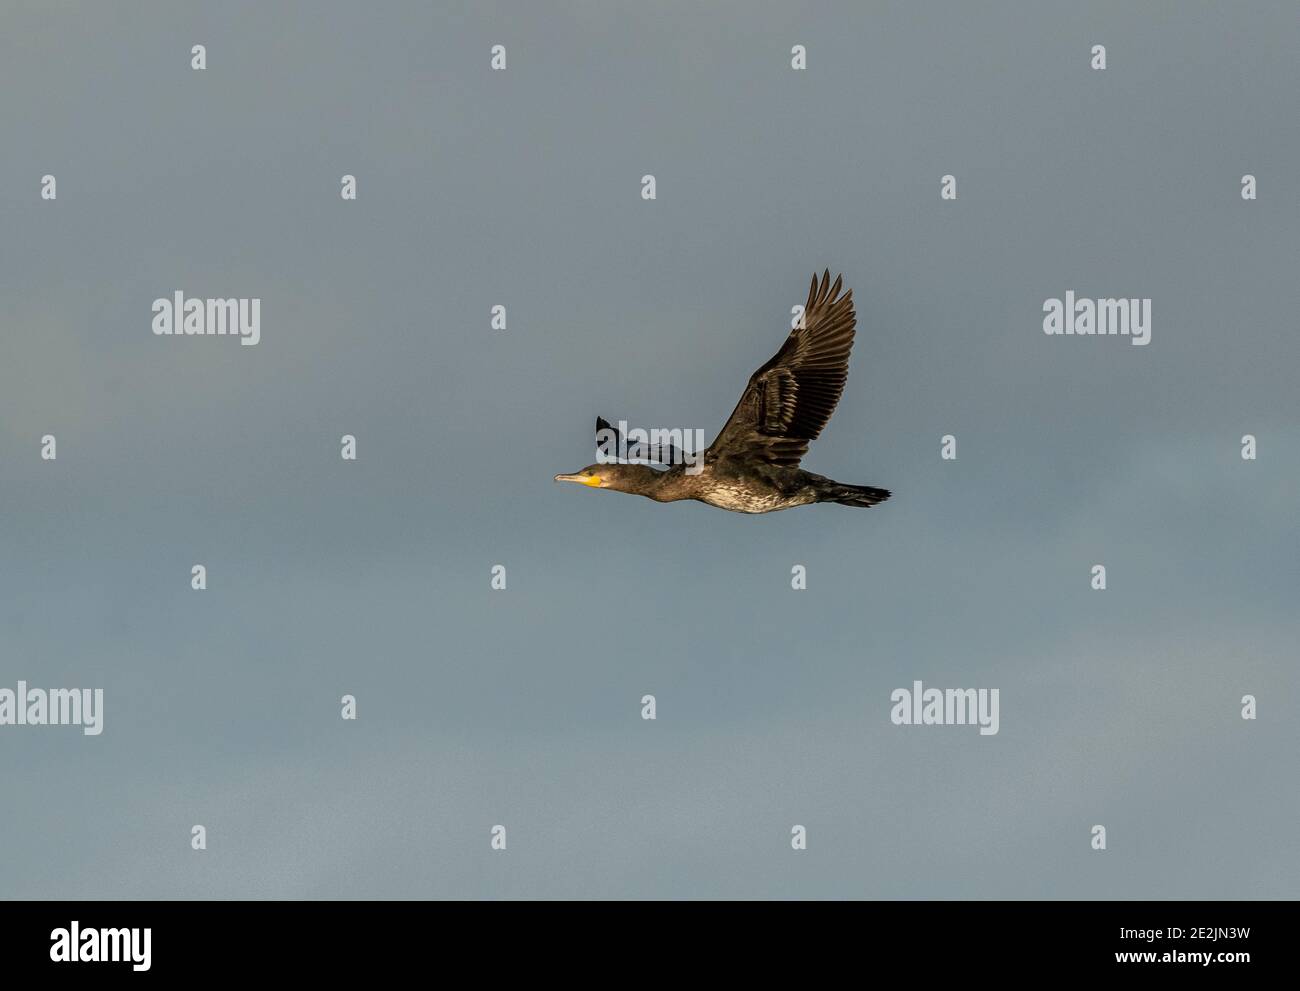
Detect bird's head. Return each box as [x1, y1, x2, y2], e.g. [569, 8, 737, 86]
[554, 463, 659, 494]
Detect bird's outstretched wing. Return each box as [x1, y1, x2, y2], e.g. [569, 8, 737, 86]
[595, 415, 682, 466]
[707, 270, 856, 467]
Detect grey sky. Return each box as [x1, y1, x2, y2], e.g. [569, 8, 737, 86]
[1, 1, 1296, 898]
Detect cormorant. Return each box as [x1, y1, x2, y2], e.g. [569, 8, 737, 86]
[555, 270, 891, 514]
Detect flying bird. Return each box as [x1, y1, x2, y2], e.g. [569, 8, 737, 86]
[555, 270, 891, 514]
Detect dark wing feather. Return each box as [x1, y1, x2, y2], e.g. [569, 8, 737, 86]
[595, 416, 682, 466]
[707, 270, 856, 466]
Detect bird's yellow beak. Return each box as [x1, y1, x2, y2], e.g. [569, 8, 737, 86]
[554, 473, 602, 487]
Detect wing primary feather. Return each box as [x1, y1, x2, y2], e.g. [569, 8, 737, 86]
[708, 271, 860, 467]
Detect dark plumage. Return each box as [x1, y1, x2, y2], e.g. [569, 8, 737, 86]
[555, 271, 891, 514]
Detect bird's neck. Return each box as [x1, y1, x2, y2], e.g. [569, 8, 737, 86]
[621, 466, 671, 500]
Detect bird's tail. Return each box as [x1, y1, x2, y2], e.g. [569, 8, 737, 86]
[817, 481, 891, 508]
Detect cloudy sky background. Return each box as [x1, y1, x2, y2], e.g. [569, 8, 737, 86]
[1, 0, 1296, 898]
